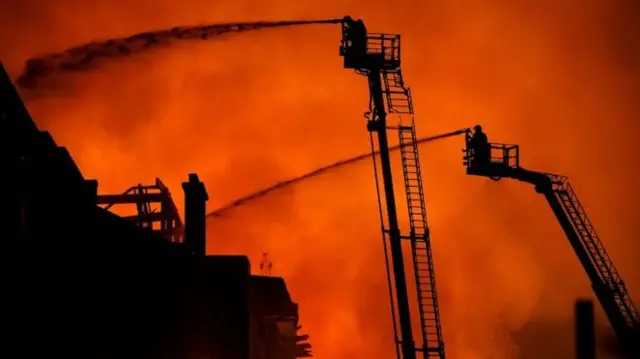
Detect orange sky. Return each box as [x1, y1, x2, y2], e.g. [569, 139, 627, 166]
[1, 1, 639, 358]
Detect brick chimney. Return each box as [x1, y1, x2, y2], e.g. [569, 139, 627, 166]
[575, 299, 595, 359]
[182, 173, 208, 257]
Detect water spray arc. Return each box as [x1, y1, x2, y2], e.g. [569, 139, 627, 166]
[16, 18, 341, 89]
[206, 129, 468, 218]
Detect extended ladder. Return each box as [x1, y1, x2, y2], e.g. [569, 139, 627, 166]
[383, 69, 413, 114]
[384, 70, 445, 357]
[550, 175, 640, 329]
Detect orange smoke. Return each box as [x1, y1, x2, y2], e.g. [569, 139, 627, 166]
[2, 0, 639, 358]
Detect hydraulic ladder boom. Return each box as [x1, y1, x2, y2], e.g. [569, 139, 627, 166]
[339, 16, 446, 359]
[462, 132, 640, 357]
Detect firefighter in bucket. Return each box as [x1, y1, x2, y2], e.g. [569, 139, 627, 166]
[342, 16, 368, 65]
[467, 125, 491, 170]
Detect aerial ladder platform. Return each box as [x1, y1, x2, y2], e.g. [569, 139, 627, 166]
[338, 17, 445, 359]
[462, 129, 640, 357]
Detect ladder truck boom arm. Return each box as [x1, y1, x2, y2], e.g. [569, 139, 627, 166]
[339, 17, 447, 359]
[462, 131, 640, 357]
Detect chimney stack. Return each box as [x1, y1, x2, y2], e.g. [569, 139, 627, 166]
[182, 173, 208, 257]
[575, 299, 596, 359]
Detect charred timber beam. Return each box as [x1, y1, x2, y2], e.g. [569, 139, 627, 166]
[97, 193, 167, 205]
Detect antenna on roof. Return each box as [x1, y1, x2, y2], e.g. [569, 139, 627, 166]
[259, 252, 273, 276]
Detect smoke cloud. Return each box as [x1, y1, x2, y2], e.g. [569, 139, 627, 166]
[2, 0, 638, 358]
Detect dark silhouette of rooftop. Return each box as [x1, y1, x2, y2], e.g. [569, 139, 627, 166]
[0, 61, 309, 359]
